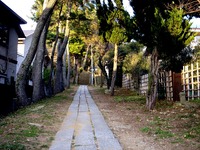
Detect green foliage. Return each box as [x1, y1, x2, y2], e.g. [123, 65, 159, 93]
[155, 128, 174, 138]
[21, 126, 40, 137]
[140, 127, 151, 133]
[109, 27, 128, 45]
[190, 98, 200, 104]
[119, 41, 144, 54]
[123, 51, 149, 75]
[120, 41, 149, 76]
[30, 0, 43, 22]
[96, 0, 133, 44]
[69, 37, 85, 55]
[0, 143, 25, 150]
[160, 46, 193, 72]
[43, 68, 51, 84]
[193, 42, 200, 61]
[130, 0, 195, 71]
[183, 123, 200, 139]
[165, 8, 184, 36]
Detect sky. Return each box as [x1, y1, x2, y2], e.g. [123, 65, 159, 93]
[1, 0, 37, 30]
[1, 0, 200, 30]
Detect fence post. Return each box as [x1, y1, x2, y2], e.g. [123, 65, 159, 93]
[179, 92, 186, 103]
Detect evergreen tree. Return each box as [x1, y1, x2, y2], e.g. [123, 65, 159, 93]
[96, 0, 133, 95]
[130, 0, 196, 110]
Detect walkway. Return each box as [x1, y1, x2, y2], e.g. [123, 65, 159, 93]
[49, 85, 122, 150]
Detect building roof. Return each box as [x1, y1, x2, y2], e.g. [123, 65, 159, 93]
[23, 30, 34, 37]
[0, 1, 27, 38]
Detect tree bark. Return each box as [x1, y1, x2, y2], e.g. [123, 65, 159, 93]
[100, 70, 104, 87]
[32, 25, 47, 102]
[110, 43, 118, 96]
[91, 46, 94, 85]
[66, 41, 71, 88]
[98, 55, 110, 89]
[63, 49, 67, 87]
[16, 0, 57, 106]
[82, 45, 90, 69]
[45, 5, 62, 97]
[32, 0, 50, 102]
[76, 56, 80, 84]
[54, 38, 64, 94]
[146, 48, 159, 110]
[54, 2, 71, 93]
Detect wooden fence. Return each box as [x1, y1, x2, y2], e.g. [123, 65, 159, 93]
[122, 74, 134, 89]
[122, 70, 182, 101]
[139, 74, 148, 95]
[182, 61, 200, 100]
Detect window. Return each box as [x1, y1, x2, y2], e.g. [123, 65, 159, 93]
[0, 24, 9, 47]
[17, 40, 25, 56]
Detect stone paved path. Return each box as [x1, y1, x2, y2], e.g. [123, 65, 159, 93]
[49, 85, 122, 150]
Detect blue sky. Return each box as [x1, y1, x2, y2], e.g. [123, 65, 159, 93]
[1, 0, 200, 30]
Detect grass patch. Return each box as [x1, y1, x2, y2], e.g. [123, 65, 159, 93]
[183, 124, 200, 139]
[140, 127, 151, 133]
[190, 98, 200, 104]
[155, 100, 174, 110]
[155, 128, 174, 138]
[0, 143, 25, 150]
[0, 86, 77, 150]
[0, 121, 7, 126]
[20, 126, 40, 137]
[150, 116, 169, 127]
[114, 95, 145, 103]
[171, 138, 184, 144]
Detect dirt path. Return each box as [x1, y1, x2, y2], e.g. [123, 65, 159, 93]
[0, 85, 199, 150]
[88, 86, 200, 150]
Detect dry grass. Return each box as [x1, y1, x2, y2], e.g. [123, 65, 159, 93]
[0, 86, 78, 150]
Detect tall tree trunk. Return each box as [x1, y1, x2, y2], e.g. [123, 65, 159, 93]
[45, 30, 60, 97]
[100, 70, 104, 87]
[146, 48, 159, 110]
[82, 45, 90, 69]
[73, 55, 79, 84]
[66, 41, 71, 88]
[98, 55, 110, 89]
[75, 56, 79, 84]
[16, 0, 57, 106]
[32, 0, 50, 102]
[45, 5, 62, 97]
[54, 1, 71, 93]
[54, 37, 64, 94]
[110, 43, 118, 96]
[91, 46, 94, 85]
[63, 49, 67, 87]
[32, 26, 46, 102]
[73, 56, 76, 84]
